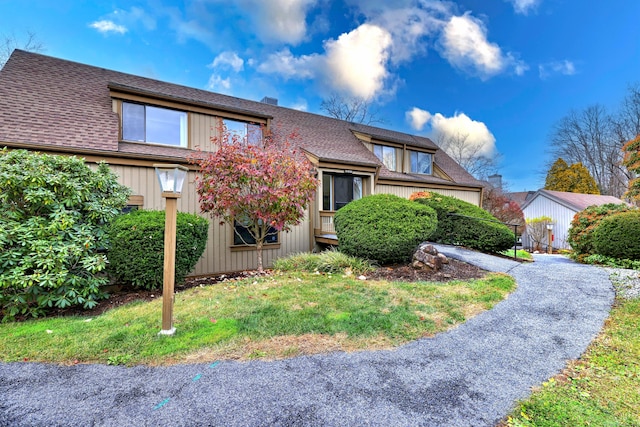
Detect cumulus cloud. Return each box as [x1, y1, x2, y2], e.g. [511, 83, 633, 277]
[89, 20, 127, 34]
[207, 74, 232, 93]
[257, 48, 319, 79]
[539, 60, 576, 79]
[439, 13, 525, 79]
[210, 51, 244, 72]
[406, 107, 432, 131]
[236, 0, 318, 44]
[406, 108, 497, 158]
[505, 0, 541, 15]
[323, 24, 393, 99]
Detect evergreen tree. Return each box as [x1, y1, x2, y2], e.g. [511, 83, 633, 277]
[623, 134, 640, 202]
[544, 157, 600, 194]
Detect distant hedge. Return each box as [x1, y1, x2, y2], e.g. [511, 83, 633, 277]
[412, 191, 514, 253]
[334, 194, 437, 264]
[592, 211, 640, 260]
[568, 203, 632, 260]
[107, 210, 208, 290]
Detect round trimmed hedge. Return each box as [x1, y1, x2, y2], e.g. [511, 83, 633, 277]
[412, 192, 514, 253]
[333, 194, 437, 264]
[107, 210, 209, 290]
[568, 203, 632, 259]
[592, 211, 640, 260]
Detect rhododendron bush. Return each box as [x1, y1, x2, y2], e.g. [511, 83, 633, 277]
[191, 123, 317, 271]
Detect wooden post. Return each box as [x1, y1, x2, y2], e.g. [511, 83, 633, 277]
[159, 193, 180, 335]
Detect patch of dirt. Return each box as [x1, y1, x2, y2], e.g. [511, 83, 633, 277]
[30, 258, 487, 320]
[367, 257, 487, 282]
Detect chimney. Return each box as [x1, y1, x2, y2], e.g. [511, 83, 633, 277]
[261, 96, 278, 106]
[488, 174, 502, 189]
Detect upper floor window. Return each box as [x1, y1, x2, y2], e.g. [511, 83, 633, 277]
[410, 151, 433, 175]
[373, 144, 396, 170]
[223, 119, 263, 146]
[122, 102, 187, 147]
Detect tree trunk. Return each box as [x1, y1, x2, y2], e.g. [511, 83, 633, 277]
[256, 240, 264, 273]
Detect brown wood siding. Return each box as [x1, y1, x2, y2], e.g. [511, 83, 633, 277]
[190, 113, 220, 153]
[375, 184, 482, 206]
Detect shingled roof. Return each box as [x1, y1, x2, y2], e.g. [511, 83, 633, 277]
[521, 189, 626, 212]
[0, 50, 482, 188]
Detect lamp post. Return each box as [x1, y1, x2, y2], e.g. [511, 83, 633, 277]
[154, 164, 188, 336]
[546, 223, 554, 255]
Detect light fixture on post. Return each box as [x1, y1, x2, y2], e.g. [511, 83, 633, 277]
[546, 223, 554, 255]
[154, 164, 188, 336]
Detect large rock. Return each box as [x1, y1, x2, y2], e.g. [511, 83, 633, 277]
[412, 243, 449, 271]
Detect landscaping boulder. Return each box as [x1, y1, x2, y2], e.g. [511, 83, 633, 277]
[412, 243, 449, 271]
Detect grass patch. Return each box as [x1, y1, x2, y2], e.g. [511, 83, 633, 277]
[273, 250, 374, 275]
[500, 249, 533, 261]
[505, 298, 640, 426]
[0, 272, 514, 365]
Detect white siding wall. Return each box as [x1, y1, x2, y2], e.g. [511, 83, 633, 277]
[522, 195, 576, 249]
[375, 184, 482, 206]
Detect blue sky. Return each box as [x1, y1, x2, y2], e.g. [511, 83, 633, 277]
[2, 0, 640, 191]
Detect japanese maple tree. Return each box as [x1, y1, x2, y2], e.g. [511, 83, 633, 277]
[191, 123, 317, 272]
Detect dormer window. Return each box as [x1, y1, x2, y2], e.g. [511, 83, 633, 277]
[373, 144, 396, 170]
[122, 102, 187, 147]
[410, 151, 433, 175]
[223, 118, 263, 146]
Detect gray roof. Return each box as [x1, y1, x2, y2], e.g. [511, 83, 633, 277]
[521, 189, 626, 212]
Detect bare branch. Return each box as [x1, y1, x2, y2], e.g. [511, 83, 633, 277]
[1, 30, 45, 68]
[320, 93, 386, 125]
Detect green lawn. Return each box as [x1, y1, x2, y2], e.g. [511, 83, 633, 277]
[505, 297, 640, 426]
[0, 272, 514, 365]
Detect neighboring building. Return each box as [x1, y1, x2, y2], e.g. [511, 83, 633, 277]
[0, 50, 484, 276]
[520, 189, 625, 250]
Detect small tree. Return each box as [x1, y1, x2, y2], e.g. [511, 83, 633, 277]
[482, 186, 526, 235]
[622, 134, 640, 203]
[526, 216, 553, 252]
[191, 124, 317, 272]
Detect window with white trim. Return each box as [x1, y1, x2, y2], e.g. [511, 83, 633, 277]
[223, 119, 263, 146]
[122, 102, 187, 147]
[373, 144, 396, 170]
[410, 151, 433, 175]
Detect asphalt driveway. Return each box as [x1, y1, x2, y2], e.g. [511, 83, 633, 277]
[0, 246, 614, 426]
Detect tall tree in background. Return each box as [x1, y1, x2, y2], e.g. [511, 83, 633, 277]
[1, 31, 44, 68]
[623, 134, 640, 203]
[320, 93, 385, 125]
[434, 131, 499, 180]
[544, 157, 600, 194]
[549, 104, 627, 197]
[191, 124, 317, 272]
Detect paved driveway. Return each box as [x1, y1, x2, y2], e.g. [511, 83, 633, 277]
[0, 247, 614, 426]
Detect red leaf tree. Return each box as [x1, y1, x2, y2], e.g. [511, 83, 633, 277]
[482, 186, 526, 235]
[190, 123, 317, 272]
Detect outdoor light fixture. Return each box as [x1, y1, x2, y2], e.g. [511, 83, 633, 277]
[154, 164, 189, 336]
[546, 223, 554, 255]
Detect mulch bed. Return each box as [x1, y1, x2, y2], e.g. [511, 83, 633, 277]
[25, 258, 488, 320]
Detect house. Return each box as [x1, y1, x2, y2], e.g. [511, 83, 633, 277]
[520, 189, 625, 250]
[0, 50, 484, 276]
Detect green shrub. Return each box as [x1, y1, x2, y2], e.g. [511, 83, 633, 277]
[0, 149, 131, 320]
[333, 194, 437, 264]
[412, 192, 515, 253]
[107, 210, 208, 290]
[568, 203, 632, 260]
[273, 249, 374, 275]
[592, 211, 640, 260]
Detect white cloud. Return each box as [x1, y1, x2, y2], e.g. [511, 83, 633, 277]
[257, 48, 319, 79]
[89, 20, 127, 34]
[210, 51, 244, 72]
[112, 6, 156, 30]
[290, 98, 309, 111]
[236, 0, 318, 45]
[539, 60, 577, 79]
[506, 0, 541, 15]
[439, 13, 521, 79]
[324, 24, 393, 99]
[207, 74, 232, 93]
[406, 108, 496, 158]
[406, 107, 432, 131]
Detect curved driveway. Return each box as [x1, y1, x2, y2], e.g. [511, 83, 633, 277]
[0, 247, 614, 426]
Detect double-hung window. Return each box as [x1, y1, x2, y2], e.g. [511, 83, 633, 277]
[322, 174, 363, 211]
[122, 102, 188, 147]
[223, 119, 263, 146]
[373, 144, 396, 171]
[410, 151, 433, 175]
